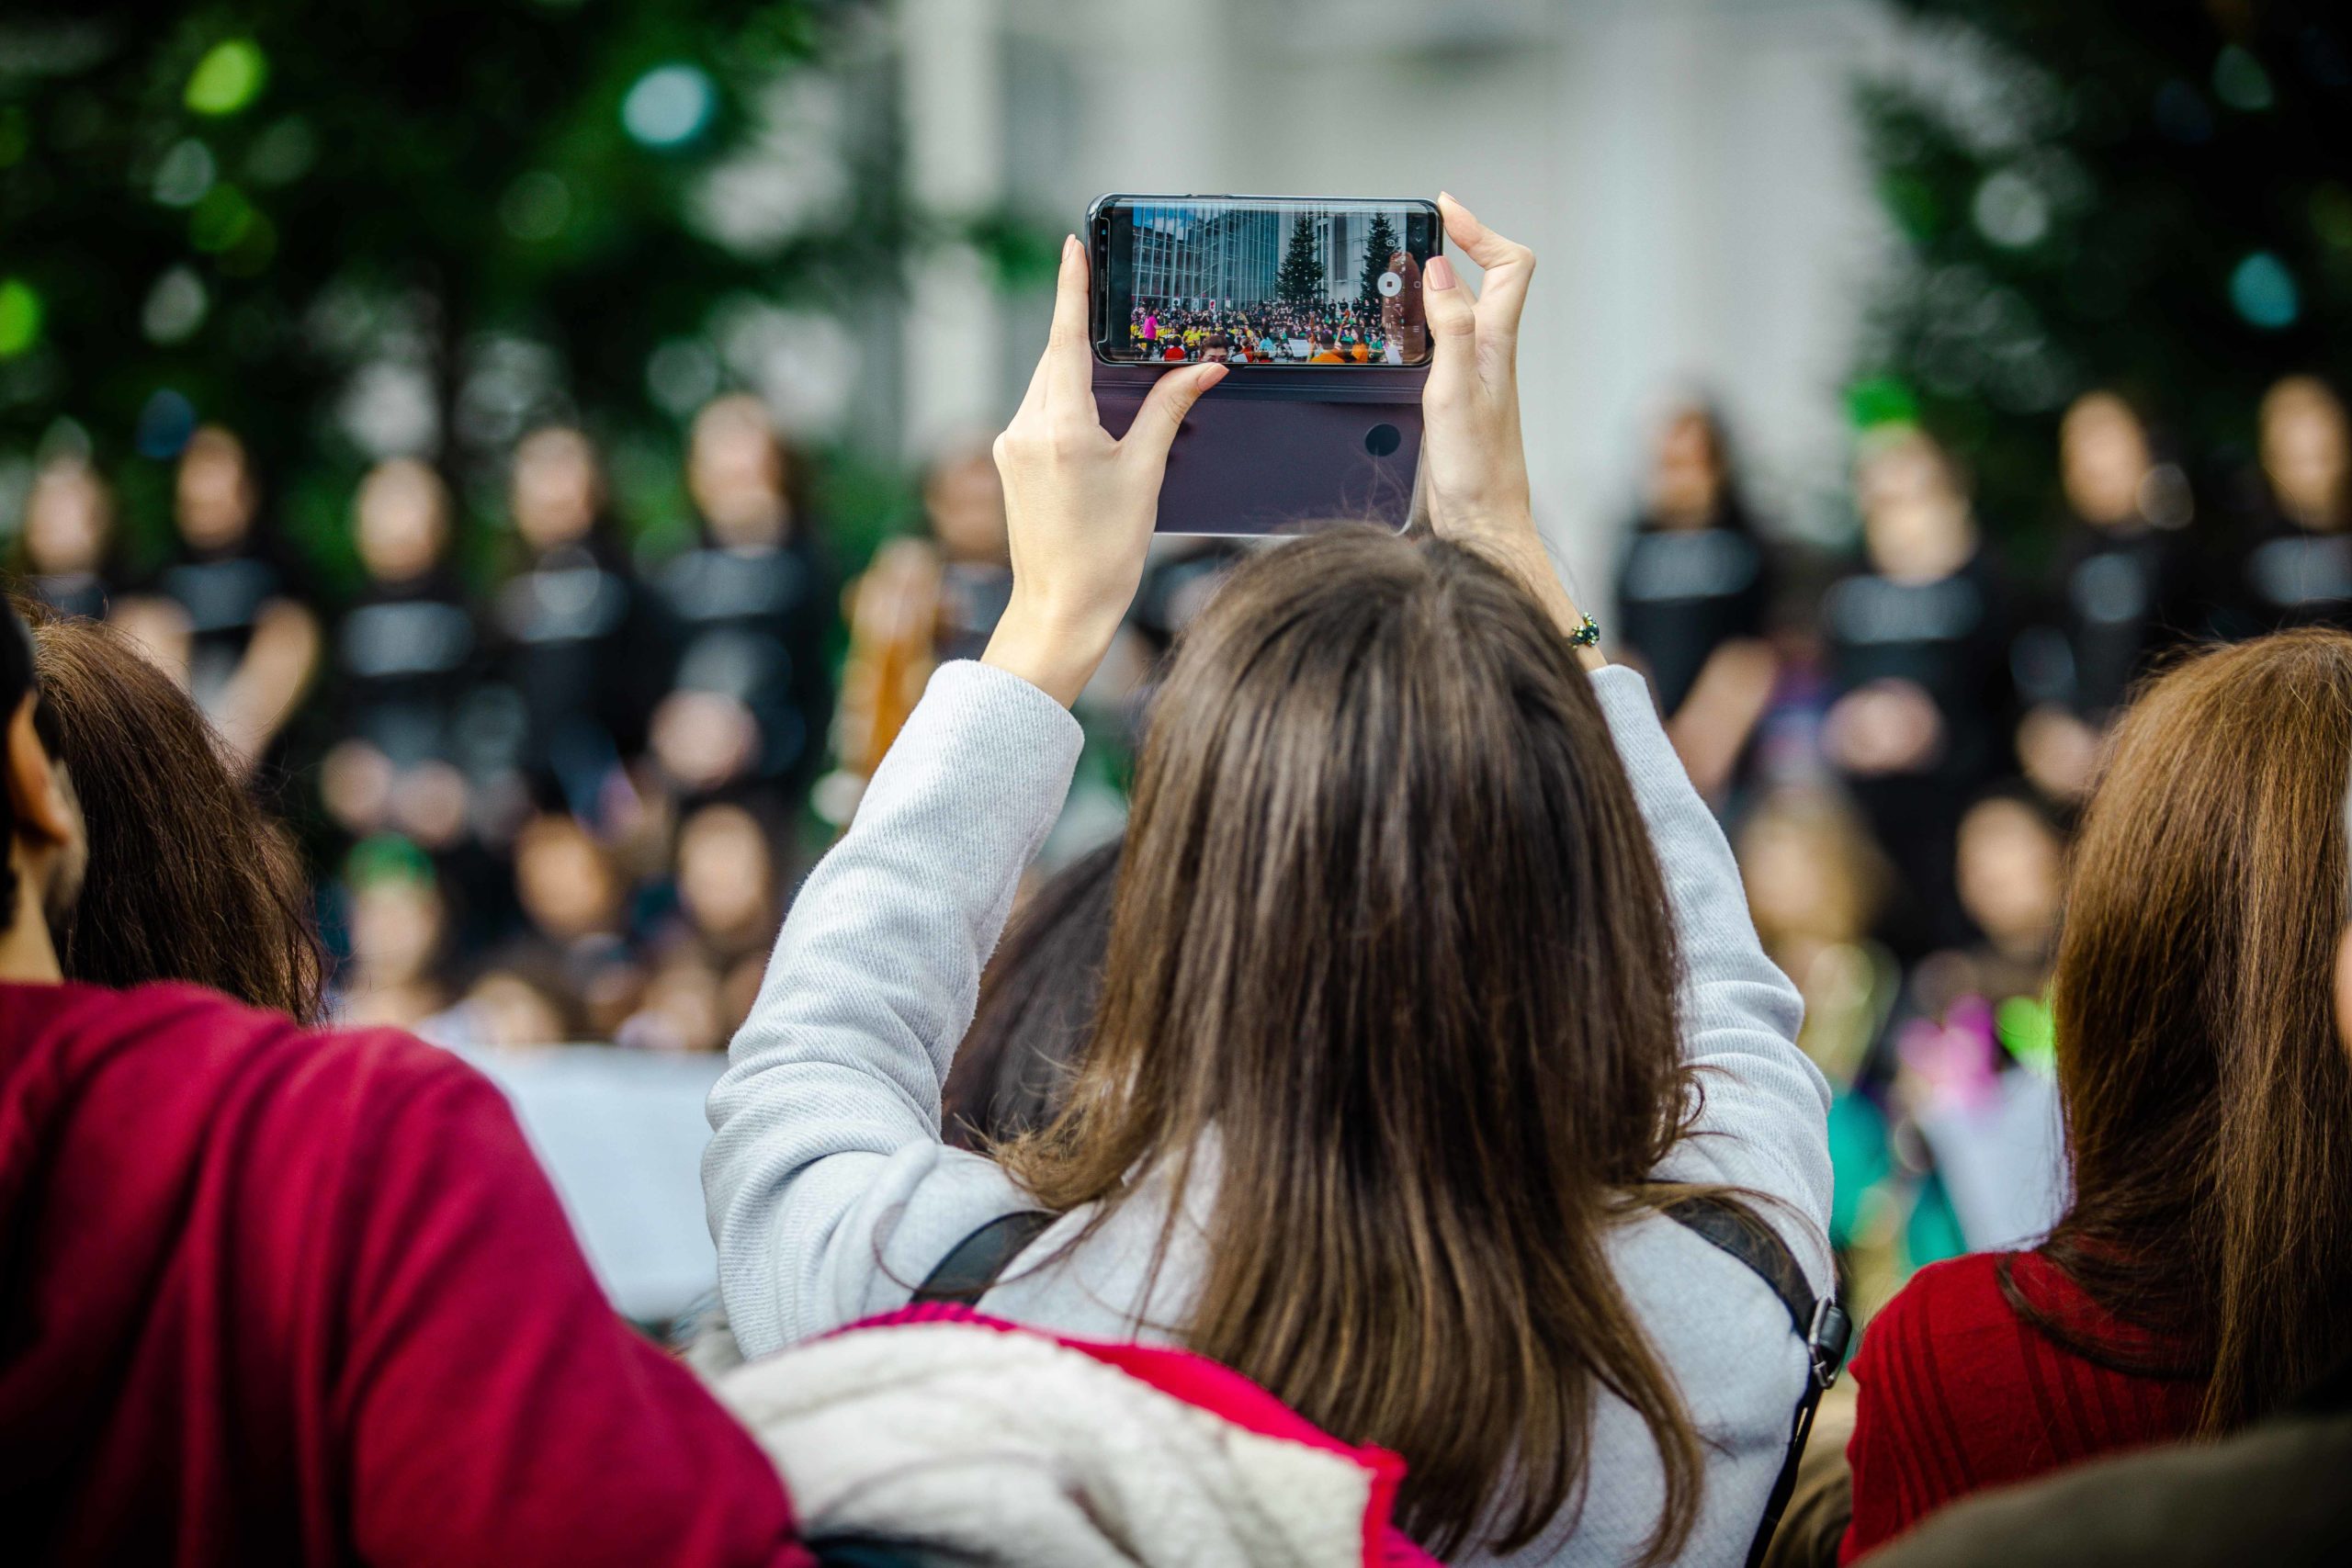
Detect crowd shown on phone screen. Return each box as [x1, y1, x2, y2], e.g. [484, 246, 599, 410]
[10, 249, 2352, 1565]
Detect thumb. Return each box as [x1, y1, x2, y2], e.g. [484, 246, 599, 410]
[1421, 254, 1477, 401]
[1122, 362, 1227, 467]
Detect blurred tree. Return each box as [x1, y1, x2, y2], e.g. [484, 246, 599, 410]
[1854, 0, 2352, 549]
[1356, 210, 1400, 305]
[1276, 213, 1323, 307]
[0, 0, 904, 576]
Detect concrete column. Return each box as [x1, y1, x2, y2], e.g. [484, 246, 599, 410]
[899, 0, 1006, 457]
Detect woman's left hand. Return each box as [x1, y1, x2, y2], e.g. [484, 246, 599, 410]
[983, 235, 1226, 705]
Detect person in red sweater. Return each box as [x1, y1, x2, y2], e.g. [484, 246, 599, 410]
[0, 603, 816, 1566]
[1840, 629, 2352, 1561]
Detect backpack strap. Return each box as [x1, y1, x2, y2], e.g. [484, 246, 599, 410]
[910, 1210, 1056, 1306]
[910, 1199, 1847, 1566]
[1661, 1194, 1850, 1568]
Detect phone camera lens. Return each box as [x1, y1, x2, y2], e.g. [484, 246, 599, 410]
[1364, 423, 1402, 457]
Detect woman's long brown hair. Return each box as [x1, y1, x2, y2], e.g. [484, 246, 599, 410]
[2024, 627, 2352, 1432]
[1001, 529, 1709, 1560]
[22, 603, 324, 1021]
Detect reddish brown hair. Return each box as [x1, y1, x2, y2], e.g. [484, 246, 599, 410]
[2029, 627, 2352, 1430]
[23, 603, 324, 1021]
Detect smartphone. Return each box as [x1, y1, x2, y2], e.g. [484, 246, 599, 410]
[1087, 194, 1440, 535]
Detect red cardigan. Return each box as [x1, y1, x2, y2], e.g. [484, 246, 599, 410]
[1839, 1249, 2205, 1562]
[0, 980, 814, 1568]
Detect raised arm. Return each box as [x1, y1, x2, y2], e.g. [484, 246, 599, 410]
[704, 240, 1223, 1355]
[1417, 196, 1829, 1278]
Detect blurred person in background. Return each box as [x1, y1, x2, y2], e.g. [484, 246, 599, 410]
[2224, 375, 2352, 637]
[1736, 786, 1917, 1321]
[2014, 392, 2195, 801]
[828, 443, 1012, 809]
[334, 838, 452, 1032]
[1613, 400, 1778, 800]
[320, 459, 481, 853]
[649, 395, 835, 812]
[490, 424, 663, 819]
[672, 801, 779, 984]
[1739, 787, 1899, 1092]
[506, 807, 639, 1040]
[119, 425, 321, 776]
[1868, 789, 2068, 1296]
[1821, 427, 2018, 955]
[1840, 628, 2352, 1561]
[15, 454, 119, 622]
[0, 601, 817, 1566]
[444, 959, 587, 1052]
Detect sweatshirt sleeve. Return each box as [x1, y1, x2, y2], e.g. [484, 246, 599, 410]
[703, 660, 1087, 1356]
[1589, 665, 1834, 1286]
[337, 1049, 815, 1568]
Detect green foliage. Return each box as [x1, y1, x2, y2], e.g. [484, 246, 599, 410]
[1276, 212, 1323, 307]
[0, 0, 904, 578]
[1853, 1, 2352, 548]
[1356, 209, 1399, 304]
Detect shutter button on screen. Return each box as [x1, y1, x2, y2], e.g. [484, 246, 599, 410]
[1363, 423, 1401, 457]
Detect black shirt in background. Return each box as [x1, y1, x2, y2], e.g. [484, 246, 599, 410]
[1822, 549, 2018, 954]
[26, 571, 109, 623]
[2018, 520, 2191, 722]
[652, 535, 835, 795]
[333, 571, 481, 767]
[490, 536, 666, 787]
[1613, 517, 1770, 716]
[149, 535, 312, 716]
[1822, 549, 2018, 791]
[2228, 509, 2352, 637]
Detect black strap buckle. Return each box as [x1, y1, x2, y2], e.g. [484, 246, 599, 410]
[1808, 1297, 1851, 1392]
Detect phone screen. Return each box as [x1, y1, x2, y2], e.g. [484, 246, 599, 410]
[1091, 196, 1442, 367]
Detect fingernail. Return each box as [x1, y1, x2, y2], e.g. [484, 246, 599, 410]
[1202, 363, 1227, 388]
[1427, 255, 1458, 291]
[1062, 233, 1079, 266]
[1439, 189, 1455, 206]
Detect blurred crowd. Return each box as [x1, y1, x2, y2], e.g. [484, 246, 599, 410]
[4, 392, 1244, 1058]
[7, 368, 2349, 1174]
[1620, 373, 2352, 1318]
[13, 397, 847, 1055]
[1122, 296, 1425, 365]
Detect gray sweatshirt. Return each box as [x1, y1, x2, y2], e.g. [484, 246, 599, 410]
[705, 659, 1833, 1567]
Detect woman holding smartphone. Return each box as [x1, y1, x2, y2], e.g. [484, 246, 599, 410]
[705, 196, 1831, 1565]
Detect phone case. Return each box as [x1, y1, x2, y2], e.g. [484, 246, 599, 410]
[1093, 362, 1427, 536]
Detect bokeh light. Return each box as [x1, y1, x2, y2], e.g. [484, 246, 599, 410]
[141, 266, 209, 344]
[152, 139, 217, 207]
[133, 388, 198, 457]
[2228, 252, 2299, 330]
[0, 278, 43, 357]
[185, 39, 269, 117]
[622, 63, 716, 148]
[2212, 46, 2274, 112]
[1972, 169, 2050, 249]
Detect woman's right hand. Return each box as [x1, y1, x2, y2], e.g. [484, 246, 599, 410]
[1419, 195, 1599, 663]
[983, 235, 1225, 706]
